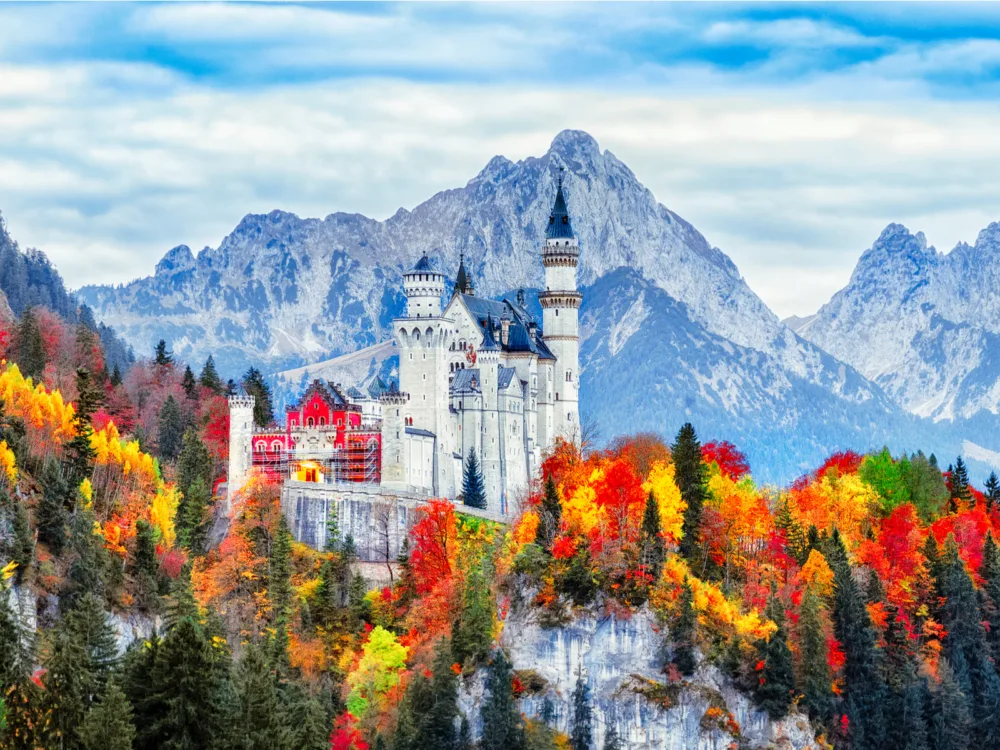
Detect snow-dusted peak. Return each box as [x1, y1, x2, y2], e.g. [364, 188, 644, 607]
[155, 245, 195, 276]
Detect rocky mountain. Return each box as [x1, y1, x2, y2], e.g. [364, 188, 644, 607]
[79, 130, 1000, 482]
[798, 223, 1000, 422]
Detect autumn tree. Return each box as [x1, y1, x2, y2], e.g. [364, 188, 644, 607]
[672, 423, 706, 565]
[462, 448, 487, 509]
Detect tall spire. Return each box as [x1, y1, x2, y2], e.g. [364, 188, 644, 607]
[546, 168, 574, 240]
[455, 252, 474, 296]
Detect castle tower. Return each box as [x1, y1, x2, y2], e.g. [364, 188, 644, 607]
[540, 173, 582, 445]
[227, 392, 256, 506]
[379, 384, 409, 491]
[394, 254, 457, 496]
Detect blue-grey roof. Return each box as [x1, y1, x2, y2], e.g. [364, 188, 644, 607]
[497, 367, 518, 390]
[451, 368, 481, 393]
[366, 375, 389, 399]
[346, 385, 365, 400]
[480, 324, 499, 352]
[411, 254, 434, 272]
[534, 337, 557, 361]
[405, 427, 435, 438]
[546, 180, 575, 240]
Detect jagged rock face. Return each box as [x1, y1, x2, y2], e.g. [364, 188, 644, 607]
[458, 606, 818, 750]
[800, 222, 1000, 421]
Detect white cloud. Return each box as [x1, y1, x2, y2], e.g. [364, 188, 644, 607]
[703, 18, 884, 49]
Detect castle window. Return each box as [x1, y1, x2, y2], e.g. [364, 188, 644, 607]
[555, 309, 559, 316]
[290, 419, 296, 427]
[566, 371, 572, 382]
[556, 393, 559, 401]
[319, 417, 326, 426]
[307, 417, 315, 427]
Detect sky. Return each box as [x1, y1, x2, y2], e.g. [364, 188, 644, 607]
[4, 3, 1000, 318]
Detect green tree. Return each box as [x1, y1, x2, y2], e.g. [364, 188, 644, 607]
[457, 716, 472, 750]
[324, 507, 341, 553]
[986, 471, 1000, 511]
[774, 498, 808, 565]
[796, 590, 832, 723]
[153, 339, 173, 368]
[828, 529, 885, 750]
[199, 355, 224, 394]
[268, 514, 294, 672]
[242, 368, 274, 427]
[480, 650, 526, 750]
[883, 608, 929, 750]
[181, 366, 197, 399]
[569, 672, 592, 750]
[538, 474, 562, 550]
[157, 396, 184, 462]
[79, 678, 136, 750]
[229, 643, 291, 750]
[67, 367, 101, 485]
[452, 565, 493, 670]
[131, 519, 159, 610]
[672, 423, 706, 564]
[177, 428, 213, 498]
[66, 505, 108, 608]
[640, 490, 665, 580]
[110, 363, 122, 387]
[13, 306, 46, 380]
[859, 447, 909, 513]
[981, 533, 1000, 667]
[287, 692, 330, 750]
[178, 477, 210, 554]
[928, 658, 972, 750]
[902, 451, 949, 520]
[602, 726, 623, 750]
[0, 579, 33, 690]
[672, 578, 697, 676]
[37, 458, 69, 555]
[948, 456, 972, 509]
[754, 593, 795, 719]
[462, 448, 487, 509]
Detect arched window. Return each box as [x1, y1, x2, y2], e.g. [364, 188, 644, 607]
[319, 417, 326, 426]
[271, 440, 282, 452]
[307, 417, 315, 427]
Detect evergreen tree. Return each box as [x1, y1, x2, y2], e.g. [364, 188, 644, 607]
[987, 471, 1000, 511]
[324, 507, 341, 553]
[569, 671, 593, 750]
[457, 716, 472, 750]
[6, 490, 34, 580]
[480, 650, 526, 750]
[66, 367, 100, 485]
[883, 609, 929, 750]
[288, 692, 330, 750]
[13, 306, 46, 380]
[828, 530, 885, 750]
[928, 659, 972, 750]
[157, 395, 184, 461]
[199, 355, 224, 394]
[110, 363, 122, 387]
[0, 579, 32, 690]
[640, 490, 665, 579]
[230, 643, 291, 750]
[422, 640, 459, 750]
[176, 428, 213, 525]
[79, 678, 136, 750]
[135, 616, 229, 750]
[906, 451, 949, 520]
[66, 505, 108, 610]
[774, 497, 808, 565]
[672, 423, 706, 564]
[268, 514, 294, 671]
[538, 474, 562, 550]
[153, 339, 173, 367]
[181, 365, 197, 399]
[981, 533, 1000, 667]
[797, 591, 832, 723]
[348, 571, 370, 628]
[178, 477, 210, 554]
[241, 368, 274, 427]
[36, 458, 69, 555]
[755, 593, 795, 719]
[602, 726, 623, 750]
[673, 578, 697, 676]
[132, 519, 159, 610]
[452, 565, 493, 670]
[394, 663, 433, 750]
[462, 448, 487, 509]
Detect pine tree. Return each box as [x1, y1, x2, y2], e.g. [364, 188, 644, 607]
[987, 471, 1000, 511]
[36, 458, 69, 555]
[7, 490, 33, 579]
[230, 643, 291, 750]
[178, 477, 210, 554]
[242, 367, 274, 427]
[157, 395, 184, 462]
[268, 514, 294, 672]
[602, 726, 623, 750]
[153, 339, 173, 368]
[0, 579, 32, 690]
[67, 367, 101, 485]
[796, 590, 832, 723]
[324, 506, 341, 553]
[982, 533, 1000, 667]
[672, 423, 706, 564]
[132, 519, 159, 610]
[289, 692, 330, 750]
[422, 639, 459, 750]
[569, 671, 593, 750]
[394, 663, 433, 750]
[66, 505, 108, 609]
[539, 474, 562, 550]
[181, 365, 197, 399]
[673, 578, 697, 676]
[13, 306, 46, 380]
[110, 363, 122, 387]
[883, 609, 929, 750]
[828, 529, 886, 750]
[452, 565, 493, 670]
[640, 490, 665, 579]
[462, 448, 487, 509]
[480, 650, 526, 750]
[774, 497, 808, 565]
[199, 355, 224, 394]
[135, 616, 229, 750]
[79, 678, 136, 750]
[928, 658, 972, 750]
[177, 428, 213, 524]
[755, 593, 795, 719]
[457, 716, 472, 750]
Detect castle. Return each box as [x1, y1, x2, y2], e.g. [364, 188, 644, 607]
[227, 178, 581, 519]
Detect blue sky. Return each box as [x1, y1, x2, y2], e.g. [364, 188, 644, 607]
[4, 2, 1000, 316]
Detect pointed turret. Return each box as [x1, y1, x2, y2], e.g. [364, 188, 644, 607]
[546, 172, 575, 240]
[455, 252, 474, 296]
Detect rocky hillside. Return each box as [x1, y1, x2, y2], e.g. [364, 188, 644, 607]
[798, 222, 1000, 422]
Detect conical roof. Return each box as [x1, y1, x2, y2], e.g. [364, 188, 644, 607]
[455, 253, 474, 295]
[546, 175, 575, 240]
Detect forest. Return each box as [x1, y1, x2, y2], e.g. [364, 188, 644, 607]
[4, 293, 1000, 750]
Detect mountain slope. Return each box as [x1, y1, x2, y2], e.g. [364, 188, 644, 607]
[799, 223, 1000, 421]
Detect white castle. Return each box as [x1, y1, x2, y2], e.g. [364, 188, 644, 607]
[380, 178, 581, 513]
[228, 178, 580, 519]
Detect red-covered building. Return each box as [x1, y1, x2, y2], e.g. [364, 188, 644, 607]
[251, 380, 381, 484]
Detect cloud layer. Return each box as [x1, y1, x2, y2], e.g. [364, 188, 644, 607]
[3, 3, 1000, 317]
